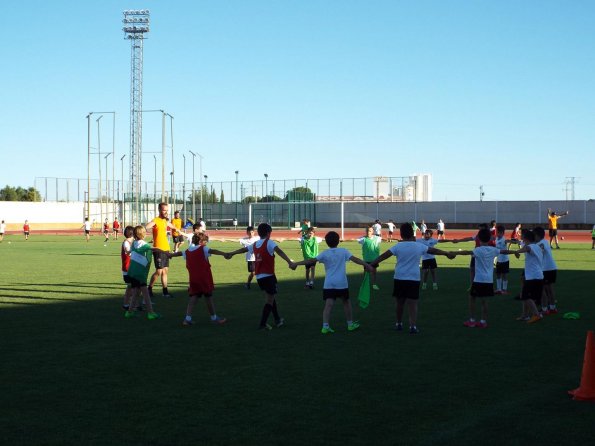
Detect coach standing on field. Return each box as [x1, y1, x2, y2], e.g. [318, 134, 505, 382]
[146, 202, 180, 298]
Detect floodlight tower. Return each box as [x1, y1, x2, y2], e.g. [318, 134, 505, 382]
[122, 9, 150, 223]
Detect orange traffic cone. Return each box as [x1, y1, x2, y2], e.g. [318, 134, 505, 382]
[569, 330, 595, 401]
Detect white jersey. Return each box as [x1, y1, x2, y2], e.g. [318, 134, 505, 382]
[523, 243, 544, 280]
[316, 248, 353, 289]
[472, 246, 500, 283]
[495, 236, 509, 263]
[240, 235, 259, 261]
[388, 241, 428, 281]
[387, 222, 396, 233]
[537, 239, 557, 271]
[84, 221, 92, 231]
[0, 223, 5, 233]
[420, 223, 427, 234]
[437, 221, 445, 232]
[372, 223, 382, 237]
[417, 238, 438, 260]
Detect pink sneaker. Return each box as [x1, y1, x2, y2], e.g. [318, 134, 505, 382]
[476, 321, 488, 328]
[463, 320, 477, 328]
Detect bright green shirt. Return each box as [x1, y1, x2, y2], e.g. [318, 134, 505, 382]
[128, 240, 153, 283]
[359, 236, 381, 262]
[301, 236, 321, 259]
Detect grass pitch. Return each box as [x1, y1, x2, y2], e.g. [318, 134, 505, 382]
[0, 235, 594, 446]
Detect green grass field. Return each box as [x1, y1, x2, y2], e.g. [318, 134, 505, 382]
[0, 235, 594, 446]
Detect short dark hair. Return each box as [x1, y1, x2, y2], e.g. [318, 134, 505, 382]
[257, 223, 272, 238]
[522, 229, 536, 243]
[174, 210, 180, 215]
[425, 229, 433, 236]
[158, 202, 168, 211]
[533, 226, 545, 239]
[477, 228, 491, 243]
[124, 225, 134, 238]
[400, 222, 414, 239]
[496, 224, 506, 234]
[192, 232, 208, 245]
[490, 220, 496, 226]
[325, 231, 340, 248]
[478, 223, 489, 230]
[246, 226, 254, 233]
[192, 223, 201, 231]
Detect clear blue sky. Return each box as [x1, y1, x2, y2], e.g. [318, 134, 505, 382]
[1, 0, 594, 201]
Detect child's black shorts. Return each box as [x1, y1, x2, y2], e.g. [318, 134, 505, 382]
[470, 282, 494, 298]
[421, 259, 437, 270]
[543, 270, 557, 284]
[129, 277, 147, 289]
[257, 275, 278, 295]
[123, 275, 131, 284]
[496, 261, 509, 274]
[392, 279, 420, 300]
[521, 279, 543, 304]
[322, 288, 349, 300]
[247, 261, 255, 273]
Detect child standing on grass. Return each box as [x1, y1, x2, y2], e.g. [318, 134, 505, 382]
[299, 227, 323, 289]
[508, 223, 522, 249]
[534, 226, 559, 315]
[169, 233, 227, 326]
[23, 220, 30, 240]
[358, 226, 382, 290]
[454, 228, 505, 328]
[121, 226, 135, 310]
[225, 223, 294, 330]
[103, 218, 110, 242]
[125, 226, 161, 320]
[291, 231, 372, 334]
[239, 226, 259, 289]
[495, 225, 518, 295]
[0, 220, 5, 242]
[370, 223, 454, 334]
[386, 219, 396, 242]
[418, 229, 449, 290]
[501, 229, 544, 324]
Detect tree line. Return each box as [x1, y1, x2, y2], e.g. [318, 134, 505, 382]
[0, 186, 41, 202]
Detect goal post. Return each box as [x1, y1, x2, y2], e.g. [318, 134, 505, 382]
[248, 200, 346, 240]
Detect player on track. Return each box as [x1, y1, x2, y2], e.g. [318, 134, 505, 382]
[386, 219, 396, 242]
[547, 208, 569, 249]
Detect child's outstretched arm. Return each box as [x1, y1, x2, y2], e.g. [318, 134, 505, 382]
[349, 256, 375, 272]
[450, 237, 474, 244]
[428, 247, 457, 259]
[292, 258, 317, 269]
[273, 246, 294, 266]
[369, 250, 393, 268]
[209, 249, 227, 256]
[224, 247, 249, 259]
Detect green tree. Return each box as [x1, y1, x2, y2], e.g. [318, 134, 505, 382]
[0, 185, 41, 201]
[220, 190, 225, 203]
[0, 186, 18, 201]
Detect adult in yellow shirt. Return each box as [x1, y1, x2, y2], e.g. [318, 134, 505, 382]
[547, 207, 569, 249]
[145, 202, 181, 298]
[171, 210, 184, 253]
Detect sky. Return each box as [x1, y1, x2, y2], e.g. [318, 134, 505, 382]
[1, 0, 594, 201]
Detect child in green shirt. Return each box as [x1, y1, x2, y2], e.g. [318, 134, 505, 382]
[300, 227, 323, 289]
[358, 226, 382, 290]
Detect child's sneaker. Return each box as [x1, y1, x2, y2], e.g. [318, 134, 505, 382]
[476, 321, 488, 328]
[421, 283, 427, 290]
[409, 326, 419, 334]
[500, 290, 509, 295]
[147, 312, 161, 320]
[395, 322, 403, 331]
[163, 292, 174, 298]
[527, 315, 543, 324]
[182, 319, 194, 326]
[258, 323, 272, 331]
[244, 283, 251, 290]
[124, 310, 137, 319]
[494, 290, 502, 295]
[211, 316, 227, 325]
[348, 322, 360, 332]
[548, 308, 558, 314]
[321, 327, 335, 334]
[372, 284, 380, 291]
[432, 283, 438, 291]
[275, 318, 285, 328]
[463, 320, 477, 328]
[516, 315, 530, 321]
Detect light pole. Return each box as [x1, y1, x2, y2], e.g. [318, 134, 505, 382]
[166, 113, 174, 207]
[86, 111, 115, 221]
[105, 153, 112, 220]
[189, 150, 196, 220]
[120, 155, 126, 224]
[182, 154, 186, 221]
[153, 155, 157, 209]
[96, 115, 103, 223]
[235, 170, 239, 222]
[204, 175, 208, 221]
[264, 173, 269, 201]
[170, 172, 174, 205]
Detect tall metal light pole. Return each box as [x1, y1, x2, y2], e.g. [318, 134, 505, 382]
[120, 155, 126, 223]
[153, 155, 157, 209]
[105, 153, 112, 220]
[123, 9, 150, 223]
[264, 173, 268, 201]
[166, 113, 174, 206]
[189, 150, 196, 220]
[96, 115, 103, 223]
[182, 154, 186, 221]
[86, 111, 115, 222]
[235, 170, 239, 222]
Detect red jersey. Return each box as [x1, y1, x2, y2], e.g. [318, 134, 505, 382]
[103, 223, 109, 232]
[23, 224, 30, 232]
[121, 241, 131, 273]
[474, 234, 496, 247]
[185, 245, 214, 295]
[113, 220, 120, 230]
[253, 239, 275, 276]
[511, 227, 521, 240]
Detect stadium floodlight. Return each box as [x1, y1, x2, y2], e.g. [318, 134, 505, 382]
[189, 150, 196, 219]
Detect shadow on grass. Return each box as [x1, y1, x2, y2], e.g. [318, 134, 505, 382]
[0, 267, 593, 446]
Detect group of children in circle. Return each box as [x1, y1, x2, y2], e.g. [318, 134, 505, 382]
[116, 202, 568, 334]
